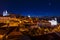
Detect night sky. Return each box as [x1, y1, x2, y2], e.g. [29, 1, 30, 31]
[0, 0, 60, 17]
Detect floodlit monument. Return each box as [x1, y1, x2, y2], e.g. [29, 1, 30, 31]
[3, 10, 9, 16]
[48, 18, 58, 26]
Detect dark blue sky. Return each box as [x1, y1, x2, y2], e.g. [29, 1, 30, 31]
[0, 0, 60, 16]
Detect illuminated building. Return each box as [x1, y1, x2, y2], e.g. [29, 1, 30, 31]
[3, 10, 9, 16]
[48, 18, 58, 26]
[28, 15, 30, 17]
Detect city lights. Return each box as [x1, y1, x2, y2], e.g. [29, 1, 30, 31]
[0, 11, 60, 40]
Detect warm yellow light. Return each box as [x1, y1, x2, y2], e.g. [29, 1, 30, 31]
[0, 35, 3, 38]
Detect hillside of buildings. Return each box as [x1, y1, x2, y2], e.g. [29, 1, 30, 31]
[0, 11, 60, 40]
